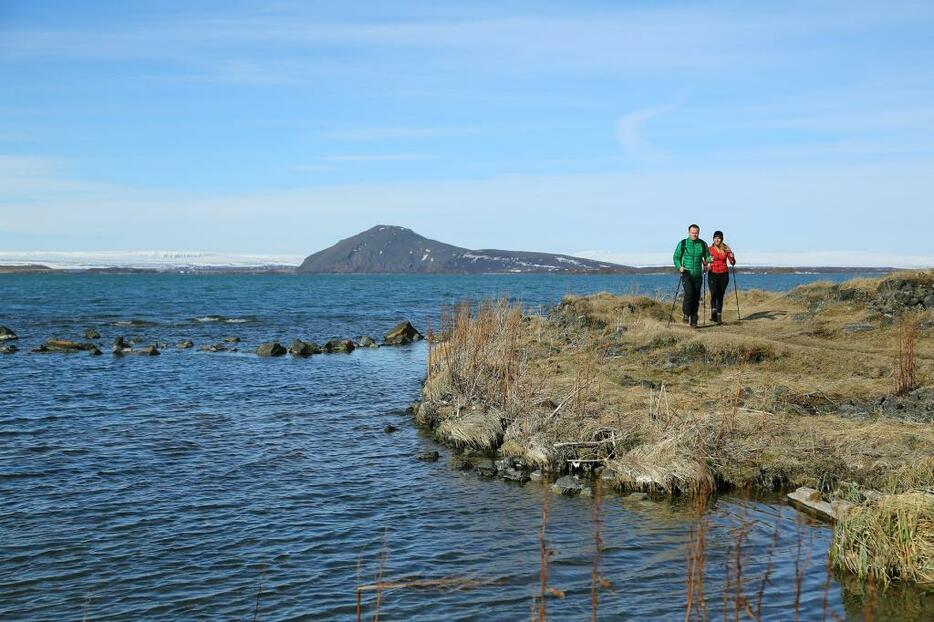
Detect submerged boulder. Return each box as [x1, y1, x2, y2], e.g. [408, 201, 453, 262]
[1, 344, 17, 354]
[88, 346, 103, 356]
[552, 475, 584, 496]
[383, 321, 423, 345]
[324, 338, 355, 353]
[112, 336, 131, 354]
[200, 343, 227, 352]
[416, 451, 440, 462]
[44, 339, 98, 352]
[0, 325, 17, 341]
[357, 335, 379, 348]
[176, 339, 194, 349]
[223, 336, 240, 343]
[84, 328, 101, 339]
[290, 339, 321, 356]
[256, 341, 287, 357]
[133, 345, 160, 356]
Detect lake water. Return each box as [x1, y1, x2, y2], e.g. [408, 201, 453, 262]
[1, 272, 926, 620]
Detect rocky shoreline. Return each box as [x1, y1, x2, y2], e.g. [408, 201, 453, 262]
[407, 272, 934, 586]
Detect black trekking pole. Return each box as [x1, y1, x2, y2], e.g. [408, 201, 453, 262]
[666, 272, 684, 328]
[731, 265, 742, 321]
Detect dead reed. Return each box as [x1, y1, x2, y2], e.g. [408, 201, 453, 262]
[829, 491, 934, 587]
[894, 313, 917, 395]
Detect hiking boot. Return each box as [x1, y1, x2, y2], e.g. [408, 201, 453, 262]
[682, 314, 689, 324]
[689, 315, 698, 328]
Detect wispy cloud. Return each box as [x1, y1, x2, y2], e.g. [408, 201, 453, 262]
[616, 105, 672, 162]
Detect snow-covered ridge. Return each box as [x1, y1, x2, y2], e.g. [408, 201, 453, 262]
[0, 251, 303, 270]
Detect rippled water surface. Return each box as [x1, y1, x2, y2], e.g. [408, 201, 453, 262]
[1, 273, 926, 620]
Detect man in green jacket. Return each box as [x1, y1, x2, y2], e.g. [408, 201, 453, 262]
[673, 224, 712, 328]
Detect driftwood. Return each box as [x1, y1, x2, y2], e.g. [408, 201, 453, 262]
[786, 486, 855, 522]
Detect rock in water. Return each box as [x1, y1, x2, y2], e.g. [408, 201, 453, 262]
[384, 424, 398, 433]
[290, 339, 321, 356]
[133, 345, 160, 356]
[552, 475, 583, 496]
[256, 342, 287, 357]
[324, 339, 355, 353]
[176, 339, 194, 349]
[383, 321, 423, 345]
[84, 328, 101, 339]
[88, 346, 102, 356]
[357, 335, 379, 348]
[112, 336, 130, 354]
[223, 336, 240, 343]
[200, 343, 226, 352]
[416, 451, 440, 462]
[1, 344, 17, 354]
[0, 325, 17, 341]
[44, 339, 99, 352]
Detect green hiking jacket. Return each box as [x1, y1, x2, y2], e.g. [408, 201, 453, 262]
[673, 238, 712, 278]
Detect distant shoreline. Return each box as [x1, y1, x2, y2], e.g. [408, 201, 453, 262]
[0, 264, 906, 276]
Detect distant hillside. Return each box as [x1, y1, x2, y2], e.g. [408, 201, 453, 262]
[297, 226, 630, 274]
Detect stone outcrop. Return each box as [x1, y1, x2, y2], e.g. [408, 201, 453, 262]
[256, 342, 287, 357]
[44, 339, 99, 352]
[324, 339, 355, 353]
[357, 335, 378, 348]
[0, 326, 17, 340]
[290, 339, 321, 356]
[1, 344, 18, 354]
[84, 328, 101, 339]
[112, 336, 131, 354]
[383, 321, 423, 345]
[177, 339, 194, 349]
[200, 343, 227, 352]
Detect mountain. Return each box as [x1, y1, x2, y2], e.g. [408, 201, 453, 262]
[297, 225, 629, 274]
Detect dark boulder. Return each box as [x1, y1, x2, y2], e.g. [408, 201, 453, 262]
[384, 424, 398, 433]
[383, 321, 423, 345]
[112, 336, 130, 354]
[133, 345, 160, 356]
[200, 343, 227, 352]
[256, 342, 287, 357]
[290, 339, 321, 356]
[552, 475, 583, 496]
[416, 451, 440, 462]
[324, 339, 355, 353]
[1, 344, 17, 354]
[0, 325, 17, 341]
[357, 335, 378, 348]
[84, 328, 101, 339]
[88, 346, 102, 356]
[44, 339, 98, 352]
[176, 339, 194, 349]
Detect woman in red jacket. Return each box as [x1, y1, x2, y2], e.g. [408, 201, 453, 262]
[708, 230, 735, 323]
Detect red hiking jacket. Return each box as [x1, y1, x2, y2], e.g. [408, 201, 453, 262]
[709, 245, 735, 274]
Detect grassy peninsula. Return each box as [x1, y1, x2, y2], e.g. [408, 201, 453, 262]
[415, 271, 933, 586]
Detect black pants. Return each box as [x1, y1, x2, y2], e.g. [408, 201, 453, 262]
[709, 271, 729, 320]
[681, 274, 702, 322]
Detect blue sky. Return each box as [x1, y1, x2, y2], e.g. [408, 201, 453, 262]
[1, 0, 933, 266]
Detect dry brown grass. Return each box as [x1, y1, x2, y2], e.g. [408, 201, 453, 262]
[420, 274, 934, 498]
[830, 492, 934, 587]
